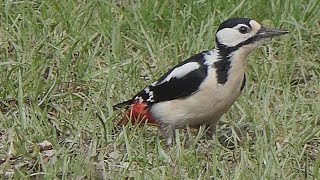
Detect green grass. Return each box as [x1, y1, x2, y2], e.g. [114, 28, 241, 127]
[0, 0, 319, 179]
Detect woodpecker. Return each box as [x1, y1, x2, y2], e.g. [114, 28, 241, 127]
[113, 17, 288, 145]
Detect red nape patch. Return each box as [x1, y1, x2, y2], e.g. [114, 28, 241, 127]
[117, 102, 159, 126]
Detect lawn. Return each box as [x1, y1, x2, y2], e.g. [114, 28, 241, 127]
[0, 0, 319, 179]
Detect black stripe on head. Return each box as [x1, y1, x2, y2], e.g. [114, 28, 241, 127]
[234, 27, 266, 47]
[215, 18, 253, 51]
[213, 18, 254, 85]
[216, 18, 252, 32]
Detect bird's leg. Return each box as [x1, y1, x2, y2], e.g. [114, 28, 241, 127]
[159, 123, 175, 146]
[206, 121, 218, 140]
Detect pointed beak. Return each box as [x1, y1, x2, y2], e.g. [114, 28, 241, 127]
[256, 27, 289, 39]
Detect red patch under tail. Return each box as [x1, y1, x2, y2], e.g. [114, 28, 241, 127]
[117, 102, 159, 126]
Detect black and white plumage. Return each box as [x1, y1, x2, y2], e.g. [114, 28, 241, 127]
[113, 17, 288, 145]
[136, 52, 210, 103]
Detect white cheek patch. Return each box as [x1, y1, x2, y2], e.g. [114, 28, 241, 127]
[158, 62, 200, 84]
[216, 28, 251, 47]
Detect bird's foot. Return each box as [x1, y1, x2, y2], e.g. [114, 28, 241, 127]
[159, 124, 175, 146]
[205, 123, 217, 140]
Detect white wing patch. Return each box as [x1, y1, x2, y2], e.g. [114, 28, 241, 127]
[157, 62, 200, 84]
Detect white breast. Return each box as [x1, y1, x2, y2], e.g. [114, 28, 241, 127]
[150, 51, 246, 128]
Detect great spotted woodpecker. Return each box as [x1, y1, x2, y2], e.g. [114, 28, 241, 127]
[113, 18, 288, 145]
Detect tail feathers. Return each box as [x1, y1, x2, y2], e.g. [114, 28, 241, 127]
[113, 99, 134, 110]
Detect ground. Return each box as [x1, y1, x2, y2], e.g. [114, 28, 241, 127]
[0, 0, 319, 179]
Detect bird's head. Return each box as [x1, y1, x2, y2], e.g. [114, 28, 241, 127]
[215, 18, 288, 54]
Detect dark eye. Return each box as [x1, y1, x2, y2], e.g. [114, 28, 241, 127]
[239, 26, 249, 34]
